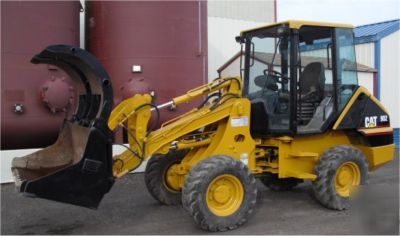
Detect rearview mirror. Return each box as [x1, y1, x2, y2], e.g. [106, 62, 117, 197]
[235, 36, 245, 43]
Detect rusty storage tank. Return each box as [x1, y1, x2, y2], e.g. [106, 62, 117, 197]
[86, 1, 208, 142]
[1, 1, 80, 149]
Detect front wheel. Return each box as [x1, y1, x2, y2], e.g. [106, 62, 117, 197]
[312, 145, 368, 210]
[182, 155, 257, 232]
[144, 150, 188, 205]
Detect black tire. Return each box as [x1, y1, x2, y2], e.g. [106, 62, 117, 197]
[182, 155, 257, 232]
[144, 150, 187, 205]
[312, 145, 368, 210]
[259, 173, 302, 191]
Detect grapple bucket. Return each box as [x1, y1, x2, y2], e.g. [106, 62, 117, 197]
[11, 45, 114, 209]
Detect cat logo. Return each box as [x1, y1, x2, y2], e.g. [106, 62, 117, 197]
[365, 116, 378, 128]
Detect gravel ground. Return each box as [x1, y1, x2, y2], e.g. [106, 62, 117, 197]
[1, 149, 398, 235]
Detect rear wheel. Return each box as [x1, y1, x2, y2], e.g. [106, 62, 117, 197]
[144, 150, 187, 205]
[312, 145, 368, 210]
[259, 173, 302, 191]
[182, 155, 257, 231]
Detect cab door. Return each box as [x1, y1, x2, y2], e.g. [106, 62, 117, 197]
[243, 25, 295, 136]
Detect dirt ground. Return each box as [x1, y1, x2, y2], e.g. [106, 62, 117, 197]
[1, 150, 398, 235]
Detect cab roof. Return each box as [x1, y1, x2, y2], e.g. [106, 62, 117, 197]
[240, 20, 354, 35]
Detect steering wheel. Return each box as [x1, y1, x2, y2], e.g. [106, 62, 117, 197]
[263, 69, 289, 84]
[263, 68, 280, 76]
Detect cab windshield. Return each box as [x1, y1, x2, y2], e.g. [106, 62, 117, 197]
[246, 26, 291, 99]
[244, 25, 292, 132]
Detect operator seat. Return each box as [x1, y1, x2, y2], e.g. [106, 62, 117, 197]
[279, 62, 326, 102]
[297, 62, 326, 124]
[299, 62, 326, 102]
[249, 75, 279, 137]
[248, 75, 279, 114]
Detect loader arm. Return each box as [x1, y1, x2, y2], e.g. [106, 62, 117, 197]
[108, 77, 242, 178]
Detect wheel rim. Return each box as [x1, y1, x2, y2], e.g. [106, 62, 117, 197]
[206, 174, 244, 217]
[335, 161, 361, 197]
[163, 163, 181, 192]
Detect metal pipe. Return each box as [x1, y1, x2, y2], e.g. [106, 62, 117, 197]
[174, 138, 212, 150]
[151, 101, 174, 111]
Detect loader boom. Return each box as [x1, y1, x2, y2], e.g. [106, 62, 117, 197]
[109, 77, 242, 177]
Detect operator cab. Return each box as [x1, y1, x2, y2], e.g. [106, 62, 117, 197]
[238, 21, 359, 137]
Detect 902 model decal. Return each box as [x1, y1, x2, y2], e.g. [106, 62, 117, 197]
[364, 115, 389, 128]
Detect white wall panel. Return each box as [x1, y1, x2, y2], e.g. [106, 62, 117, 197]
[358, 72, 375, 94]
[380, 31, 400, 128]
[208, 17, 269, 81]
[207, 0, 276, 82]
[208, 0, 275, 23]
[355, 43, 375, 68]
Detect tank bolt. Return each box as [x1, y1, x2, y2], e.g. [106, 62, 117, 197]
[14, 104, 24, 114]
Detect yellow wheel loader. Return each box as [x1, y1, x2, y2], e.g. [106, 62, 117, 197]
[12, 21, 396, 231]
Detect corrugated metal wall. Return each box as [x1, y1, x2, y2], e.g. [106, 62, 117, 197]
[394, 128, 399, 148]
[208, 18, 264, 80]
[380, 31, 400, 131]
[208, 0, 275, 22]
[355, 43, 375, 68]
[207, 0, 275, 81]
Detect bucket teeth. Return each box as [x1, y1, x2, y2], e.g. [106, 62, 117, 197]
[11, 157, 28, 169]
[11, 157, 28, 188]
[12, 168, 23, 188]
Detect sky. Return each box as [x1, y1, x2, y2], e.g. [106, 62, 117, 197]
[277, 0, 400, 26]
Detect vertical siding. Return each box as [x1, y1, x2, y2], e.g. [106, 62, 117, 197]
[358, 72, 374, 93]
[380, 31, 400, 128]
[207, 0, 275, 81]
[208, 0, 275, 23]
[355, 43, 375, 68]
[208, 17, 267, 81]
[394, 128, 399, 148]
